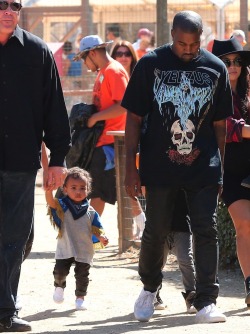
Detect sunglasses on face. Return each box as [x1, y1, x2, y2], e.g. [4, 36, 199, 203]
[222, 58, 243, 68]
[0, 1, 22, 11]
[115, 51, 132, 58]
[81, 52, 89, 62]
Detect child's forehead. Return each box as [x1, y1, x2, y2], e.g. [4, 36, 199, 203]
[66, 176, 87, 185]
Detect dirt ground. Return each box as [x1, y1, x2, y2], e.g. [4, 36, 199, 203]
[17, 179, 250, 334]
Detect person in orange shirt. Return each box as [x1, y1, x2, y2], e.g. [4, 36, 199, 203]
[74, 35, 129, 215]
[136, 39, 151, 59]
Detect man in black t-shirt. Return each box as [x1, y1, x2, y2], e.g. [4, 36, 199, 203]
[122, 10, 233, 324]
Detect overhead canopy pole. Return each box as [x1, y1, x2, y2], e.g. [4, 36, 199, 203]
[156, 0, 170, 47]
[209, 0, 235, 39]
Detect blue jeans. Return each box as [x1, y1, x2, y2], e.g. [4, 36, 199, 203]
[0, 170, 37, 319]
[139, 184, 219, 310]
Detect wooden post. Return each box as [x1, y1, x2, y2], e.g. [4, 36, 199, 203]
[240, 0, 248, 44]
[156, 0, 169, 47]
[107, 131, 134, 253]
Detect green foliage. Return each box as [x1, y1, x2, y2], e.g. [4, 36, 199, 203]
[217, 201, 238, 268]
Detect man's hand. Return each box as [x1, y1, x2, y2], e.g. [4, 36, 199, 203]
[44, 166, 67, 191]
[124, 167, 142, 199]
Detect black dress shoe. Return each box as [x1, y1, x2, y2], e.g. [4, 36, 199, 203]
[245, 276, 250, 308]
[0, 316, 31, 332]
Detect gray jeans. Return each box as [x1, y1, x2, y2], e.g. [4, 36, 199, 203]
[163, 231, 195, 292]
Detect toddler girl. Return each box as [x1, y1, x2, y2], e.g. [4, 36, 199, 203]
[46, 167, 108, 310]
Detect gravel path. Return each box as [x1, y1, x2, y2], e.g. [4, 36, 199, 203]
[17, 182, 250, 334]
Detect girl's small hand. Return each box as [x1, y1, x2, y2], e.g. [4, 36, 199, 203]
[99, 235, 109, 246]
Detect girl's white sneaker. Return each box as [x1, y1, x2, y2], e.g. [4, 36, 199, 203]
[53, 287, 64, 304]
[75, 298, 87, 310]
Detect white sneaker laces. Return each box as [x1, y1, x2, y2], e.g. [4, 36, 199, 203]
[137, 291, 156, 307]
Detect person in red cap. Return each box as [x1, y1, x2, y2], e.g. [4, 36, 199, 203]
[132, 28, 153, 52]
[231, 29, 247, 47]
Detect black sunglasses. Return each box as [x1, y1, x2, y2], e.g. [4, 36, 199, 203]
[115, 51, 132, 58]
[0, 1, 22, 11]
[81, 52, 89, 62]
[222, 58, 243, 68]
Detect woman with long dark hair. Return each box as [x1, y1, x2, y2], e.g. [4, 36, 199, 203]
[111, 40, 138, 77]
[212, 37, 250, 308]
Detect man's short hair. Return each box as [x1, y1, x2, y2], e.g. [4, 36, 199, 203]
[107, 24, 120, 37]
[172, 11, 203, 34]
[63, 41, 72, 53]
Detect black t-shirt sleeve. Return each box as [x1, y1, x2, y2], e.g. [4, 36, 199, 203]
[212, 62, 233, 121]
[121, 57, 153, 117]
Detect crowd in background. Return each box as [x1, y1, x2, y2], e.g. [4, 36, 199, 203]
[1, 3, 250, 331]
[60, 24, 249, 93]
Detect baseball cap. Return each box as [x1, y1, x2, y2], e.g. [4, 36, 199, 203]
[138, 28, 153, 38]
[74, 35, 112, 61]
[231, 30, 247, 46]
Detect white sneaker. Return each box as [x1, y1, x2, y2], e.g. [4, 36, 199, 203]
[134, 289, 157, 322]
[154, 301, 166, 310]
[182, 291, 197, 314]
[195, 303, 226, 323]
[15, 296, 22, 311]
[154, 295, 166, 310]
[75, 298, 87, 310]
[187, 305, 197, 314]
[53, 287, 64, 304]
